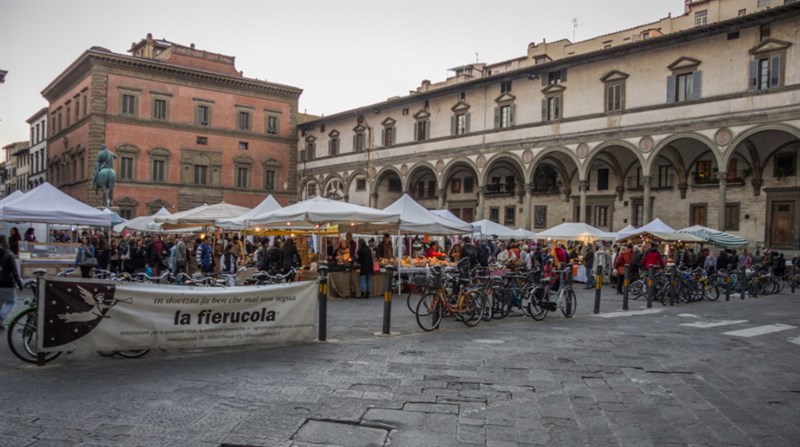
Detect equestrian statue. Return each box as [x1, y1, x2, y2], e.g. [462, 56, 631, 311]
[92, 144, 117, 207]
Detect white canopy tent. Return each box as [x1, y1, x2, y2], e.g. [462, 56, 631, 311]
[114, 207, 170, 233]
[246, 196, 401, 231]
[430, 209, 470, 228]
[0, 190, 24, 206]
[216, 195, 282, 230]
[635, 218, 675, 233]
[536, 222, 616, 242]
[678, 225, 748, 247]
[515, 228, 536, 239]
[0, 182, 112, 227]
[384, 194, 473, 235]
[155, 202, 251, 229]
[615, 224, 638, 240]
[471, 219, 524, 239]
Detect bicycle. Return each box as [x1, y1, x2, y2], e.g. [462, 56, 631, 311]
[527, 269, 576, 321]
[415, 266, 484, 331]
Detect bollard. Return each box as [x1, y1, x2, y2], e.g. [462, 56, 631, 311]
[622, 264, 630, 311]
[724, 269, 731, 302]
[567, 263, 574, 285]
[740, 269, 747, 300]
[593, 264, 602, 314]
[751, 269, 758, 299]
[382, 265, 395, 335]
[646, 265, 654, 308]
[317, 264, 329, 341]
[791, 265, 797, 294]
[669, 266, 677, 306]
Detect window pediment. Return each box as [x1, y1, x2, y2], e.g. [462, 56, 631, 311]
[540, 84, 566, 94]
[148, 147, 171, 158]
[667, 57, 701, 71]
[451, 101, 471, 112]
[115, 196, 138, 207]
[116, 144, 140, 155]
[328, 130, 340, 138]
[353, 124, 367, 133]
[147, 198, 170, 210]
[413, 110, 430, 120]
[305, 135, 316, 143]
[494, 93, 516, 104]
[263, 158, 281, 168]
[600, 70, 629, 83]
[750, 38, 791, 55]
[381, 117, 396, 127]
[234, 155, 253, 165]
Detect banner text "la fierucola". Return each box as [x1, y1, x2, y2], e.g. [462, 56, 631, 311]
[173, 308, 277, 325]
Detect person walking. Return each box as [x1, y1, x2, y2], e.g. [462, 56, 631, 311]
[614, 245, 632, 294]
[0, 235, 24, 332]
[76, 236, 96, 278]
[281, 238, 300, 281]
[356, 238, 374, 298]
[583, 245, 595, 289]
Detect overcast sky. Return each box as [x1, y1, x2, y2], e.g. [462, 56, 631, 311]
[0, 0, 686, 149]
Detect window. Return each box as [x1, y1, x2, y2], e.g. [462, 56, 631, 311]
[414, 120, 429, 141]
[121, 94, 137, 115]
[354, 132, 365, 152]
[724, 203, 740, 231]
[82, 90, 88, 116]
[499, 105, 513, 128]
[236, 167, 249, 189]
[305, 138, 316, 160]
[633, 203, 644, 227]
[381, 120, 396, 146]
[676, 73, 694, 102]
[658, 165, 673, 188]
[197, 136, 208, 145]
[758, 0, 770, 7]
[74, 95, 80, 120]
[690, 204, 707, 226]
[153, 98, 167, 120]
[500, 81, 512, 93]
[596, 168, 609, 191]
[307, 183, 317, 197]
[534, 205, 547, 229]
[265, 170, 276, 191]
[694, 10, 707, 27]
[450, 178, 461, 194]
[760, 23, 771, 40]
[388, 178, 402, 192]
[738, 8, 747, 16]
[238, 111, 251, 131]
[606, 83, 623, 112]
[427, 180, 436, 198]
[194, 165, 208, 185]
[119, 156, 134, 180]
[266, 115, 279, 134]
[152, 159, 166, 183]
[695, 160, 713, 183]
[543, 95, 561, 121]
[489, 207, 500, 223]
[416, 181, 426, 198]
[356, 178, 367, 191]
[547, 69, 566, 85]
[504, 206, 515, 226]
[667, 61, 702, 103]
[749, 54, 784, 91]
[196, 105, 210, 126]
[329, 133, 340, 156]
[65, 102, 71, 126]
[464, 177, 474, 193]
[239, 142, 249, 151]
[402, 108, 409, 115]
[774, 153, 797, 177]
[595, 206, 609, 227]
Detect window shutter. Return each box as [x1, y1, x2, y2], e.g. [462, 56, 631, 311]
[561, 69, 567, 83]
[195, 106, 201, 123]
[381, 129, 386, 146]
[666, 75, 676, 104]
[392, 127, 397, 144]
[748, 60, 759, 91]
[691, 71, 702, 100]
[770, 55, 782, 88]
[494, 107, 501, 128]
[300, 150, 306, 162]
[465, 113, 471, 133]
[450, 115, 456, 136]
[541, 99, 548, 121]
[353, 135, 357, 151]
[328, 140, 332, 155]
[510, 104, 516, 126]
[425, 121, 430, 140]
[555, 97, 561, 119]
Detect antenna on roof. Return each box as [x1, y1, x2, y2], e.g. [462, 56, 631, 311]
[572, 17, 585, 42]
[475, 52, 480, 64]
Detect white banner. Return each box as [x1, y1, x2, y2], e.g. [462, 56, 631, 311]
[37, 278, 317, 352]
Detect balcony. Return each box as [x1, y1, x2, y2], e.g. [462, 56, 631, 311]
[485, 182, 516, 196]
[693, 169, 749, 186]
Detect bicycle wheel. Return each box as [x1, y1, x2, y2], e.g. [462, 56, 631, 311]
[703, 281, 720, 301]
[480, 289, 495, 321]
[413, 292, 436, 317]
[6, 308, 61, 364]
[628, 280, 644, 299]
[561, 289, 576, 318]
[117, 349, 151, 359]
[527, 286, 548, 321]
[416, 295, 443, 331]
[405, 285, 423, 314]
[460, 291, 483, 327]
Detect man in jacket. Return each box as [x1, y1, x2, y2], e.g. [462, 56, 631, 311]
[642, 243, 665, 272]
[0, 235, 24, 331]
[583, 245, 595, 289]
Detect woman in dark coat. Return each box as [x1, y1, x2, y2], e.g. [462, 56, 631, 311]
[129, 238, 148, 273]
[281, 238, 299, 280]
[356, 238, 374, 299]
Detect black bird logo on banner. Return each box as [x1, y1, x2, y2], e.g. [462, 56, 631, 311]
[42, 281, 132, 349]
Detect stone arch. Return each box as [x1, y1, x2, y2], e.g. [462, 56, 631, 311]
[441, 156, 480, 187]
[374, 165, 404, 208]
[322, 173, 346, 200]
[482, 152, 528, 186]
[530, 146, 580, 177]
[722, 123, 800, 169]
[344, 168, 369, 193]
[299, 176, 319, 199]
[406, 162, 439, 200]
[585, 140, 643, 178]
[651, 132, 719, 171]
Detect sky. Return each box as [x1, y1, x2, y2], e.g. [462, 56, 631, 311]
[0, 0, 687, 149]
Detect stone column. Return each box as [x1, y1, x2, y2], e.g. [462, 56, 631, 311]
[370, 192, 378, 209]
[717, 173, 727, 230]
[438, 188, 445, 209]
[642, 175, 652, 223]
[477, 186, 485, 220]
[524, 184, 532, 229]
[578, 180, 589, 223]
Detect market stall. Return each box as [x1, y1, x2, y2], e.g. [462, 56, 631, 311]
[677, 225, 748, 248]
[536, 222, 617, 283]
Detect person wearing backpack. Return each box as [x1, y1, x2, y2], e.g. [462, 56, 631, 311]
[174, 236, 188, 276]
[477, 240, 492, 267]
[220, 243, 238, 274]
[0, 235, 24, 332]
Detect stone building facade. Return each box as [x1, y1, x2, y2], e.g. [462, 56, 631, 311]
[2, 141, 31, 195]
[297, 1, 800, 252]
[26, 107, 48, 189]
[41, 34, 302, 218]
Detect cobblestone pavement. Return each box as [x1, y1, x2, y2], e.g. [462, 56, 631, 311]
[1, 284, 798, 446]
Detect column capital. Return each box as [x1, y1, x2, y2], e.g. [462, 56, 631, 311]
[717, 172, 728, 184]
[477, 185, 485, 194]
[370, 192, 379, 198]
[641, 175, 652, 186]
[578, 180, 589, 192]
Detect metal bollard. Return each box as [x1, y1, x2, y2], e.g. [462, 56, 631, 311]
[646, 265, 654, 308]
[622, 264, 630, 311]
[567, 263, 574, 285]
[593, 264, 602, 314]
[669, 266, 677, 306]
[382, 265, 394, 335]
[317, 264, 329, 341]
[724, 269, 731, 302]
[791, 265, 797, 294]
[751, 269, 758, 299]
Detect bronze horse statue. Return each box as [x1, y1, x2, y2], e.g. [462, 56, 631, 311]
[92, 145, 116, 207]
